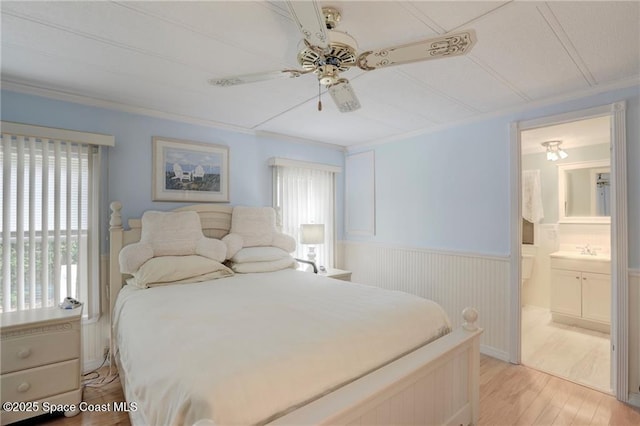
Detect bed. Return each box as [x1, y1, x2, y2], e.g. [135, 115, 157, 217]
[108, 202, 482, 426]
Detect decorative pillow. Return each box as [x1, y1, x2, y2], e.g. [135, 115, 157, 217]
[119, 210, 227, 274]
[227, 206, 296, 254]
[127, 255, 233, 288]
[230, 206, 280, 247]
[230, 256, 296, 273]
[141, 210, 204, 256]
[231, 247, 290, 264]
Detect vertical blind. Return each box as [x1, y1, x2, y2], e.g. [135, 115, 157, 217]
[1, 131, 101, 318]
[273, 162, 337, 269]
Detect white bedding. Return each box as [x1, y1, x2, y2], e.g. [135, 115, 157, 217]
[113, 269, 451, 426]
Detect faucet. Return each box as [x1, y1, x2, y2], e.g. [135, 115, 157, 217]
[580, 244, 597, 256]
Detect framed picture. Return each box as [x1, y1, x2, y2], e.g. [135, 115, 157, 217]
[152, 137, 229, 202]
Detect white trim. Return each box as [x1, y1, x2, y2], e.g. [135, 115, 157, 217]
[268, 157, 342, 173]
[347, 77, 640, 152]
[630, 269, 640, 277]
[1, 121, 114, 147]
[4, 76, 638, 152]
[629, 393, 640, 408]
[255, 131, 347, 152]
[1, 80, 345, 151]
[339, 240, 510, 263]
[510, 101, 629, 403]
[509, 121, 522, 364]
[611, 101, 629, 402]
[480, 345, 510, 362]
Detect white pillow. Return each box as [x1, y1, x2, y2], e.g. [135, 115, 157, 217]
[231, 247, 290, 264]
[230, 256, 296, 273]
[128, 255, 233, 288]
[141, 210, 204, 256]
[230, 206, 277, 247]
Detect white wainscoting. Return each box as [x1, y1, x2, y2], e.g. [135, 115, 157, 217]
[338, 241, 511, 359]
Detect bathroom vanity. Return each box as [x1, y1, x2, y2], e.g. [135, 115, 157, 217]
[549, 251, 610, 333]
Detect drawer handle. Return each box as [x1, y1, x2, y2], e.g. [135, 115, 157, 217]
[17, 348, 32, 359]
[17, 382, 30, 393]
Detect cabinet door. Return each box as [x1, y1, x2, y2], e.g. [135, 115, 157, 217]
[550, 269, 582, 316]
[581, 272, 611, 324]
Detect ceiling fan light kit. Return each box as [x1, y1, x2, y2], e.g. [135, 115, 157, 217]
[209, 1, 476, 113]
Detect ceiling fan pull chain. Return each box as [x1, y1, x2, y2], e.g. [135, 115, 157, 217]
[317, 81, 323, 111]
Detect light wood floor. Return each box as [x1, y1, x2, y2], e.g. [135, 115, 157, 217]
[522, 305, 611, 393]
[14, 356, 640, 426]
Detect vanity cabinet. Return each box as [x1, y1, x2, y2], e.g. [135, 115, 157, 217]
[550, 253, 610, 333]
[581, 272, 611, 323]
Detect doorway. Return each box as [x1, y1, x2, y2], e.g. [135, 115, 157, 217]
[509, 102, 629, 401]
[519, 115, 612, 393]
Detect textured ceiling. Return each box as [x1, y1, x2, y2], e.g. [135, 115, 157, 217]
[1, 1, 639, 147]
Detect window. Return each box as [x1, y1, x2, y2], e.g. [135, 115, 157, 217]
[271, 158, 340, 269]
[1, 122, 113, 319]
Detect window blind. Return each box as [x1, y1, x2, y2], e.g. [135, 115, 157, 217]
[1, 131, 101, 319]
[273, 164, 336, 269]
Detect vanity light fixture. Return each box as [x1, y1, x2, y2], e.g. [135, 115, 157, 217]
[541, 140, 568, 161]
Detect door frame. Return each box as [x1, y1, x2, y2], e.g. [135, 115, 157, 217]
[508, 102, 629, 401]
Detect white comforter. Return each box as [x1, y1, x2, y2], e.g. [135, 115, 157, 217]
[114, 269, 451, 426]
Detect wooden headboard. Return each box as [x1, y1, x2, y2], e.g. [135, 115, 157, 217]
[107, 201, 233, 358]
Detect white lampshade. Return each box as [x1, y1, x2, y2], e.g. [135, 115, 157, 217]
[300, 224, 325, 244]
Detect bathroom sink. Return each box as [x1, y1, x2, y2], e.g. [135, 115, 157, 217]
[549, 251, 611, 261]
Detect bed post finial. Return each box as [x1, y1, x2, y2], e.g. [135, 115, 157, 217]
[110, 201, 122, 229]
[462, 307, 478, 331]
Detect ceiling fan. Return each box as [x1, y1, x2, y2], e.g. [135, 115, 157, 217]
[209, 1, 476, 113]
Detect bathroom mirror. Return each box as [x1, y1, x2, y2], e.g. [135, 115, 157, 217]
[558, 160, 610, 223]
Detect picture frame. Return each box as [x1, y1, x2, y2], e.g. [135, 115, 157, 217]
[152, 136, 229, 202]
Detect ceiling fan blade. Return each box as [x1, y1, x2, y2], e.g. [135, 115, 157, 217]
[329, 79, 361, 113]
[209, 69, 310, 87]
[286, 0, 328, 49]
[356, 30, 476, 71]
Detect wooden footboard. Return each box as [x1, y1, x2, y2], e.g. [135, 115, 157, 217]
[270, 309, 482, 426]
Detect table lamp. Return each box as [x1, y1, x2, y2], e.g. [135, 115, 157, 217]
[300, 224, 325, 265]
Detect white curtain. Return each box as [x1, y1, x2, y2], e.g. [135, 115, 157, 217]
[274, 166, 335, 268]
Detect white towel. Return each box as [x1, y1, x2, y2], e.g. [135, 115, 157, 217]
[522, 169, 544, 223]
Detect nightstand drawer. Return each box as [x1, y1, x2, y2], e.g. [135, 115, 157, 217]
[1, 359, 80, 403]
[1, 330, 80, 374]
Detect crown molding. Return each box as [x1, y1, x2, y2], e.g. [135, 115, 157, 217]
[346, 76, 640, 153]
[1, 79, 345, 152]
[3, 75, 638, 154]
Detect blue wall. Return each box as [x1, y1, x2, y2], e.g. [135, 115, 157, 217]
[2, 86, 638, 267]
[346, 86, 639, 266]
[1, 90, 345, 250]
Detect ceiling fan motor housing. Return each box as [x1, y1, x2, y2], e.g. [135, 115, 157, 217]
[297, 30, 358, 85]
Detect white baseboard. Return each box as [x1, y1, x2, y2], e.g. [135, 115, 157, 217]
[628, 392, 640, 408]
[83, 357, 108, 374]
[480, 345, 510, 362]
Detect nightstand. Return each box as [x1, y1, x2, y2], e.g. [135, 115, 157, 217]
[1, 307, 83, 424]
[319, 268, 352, 282]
